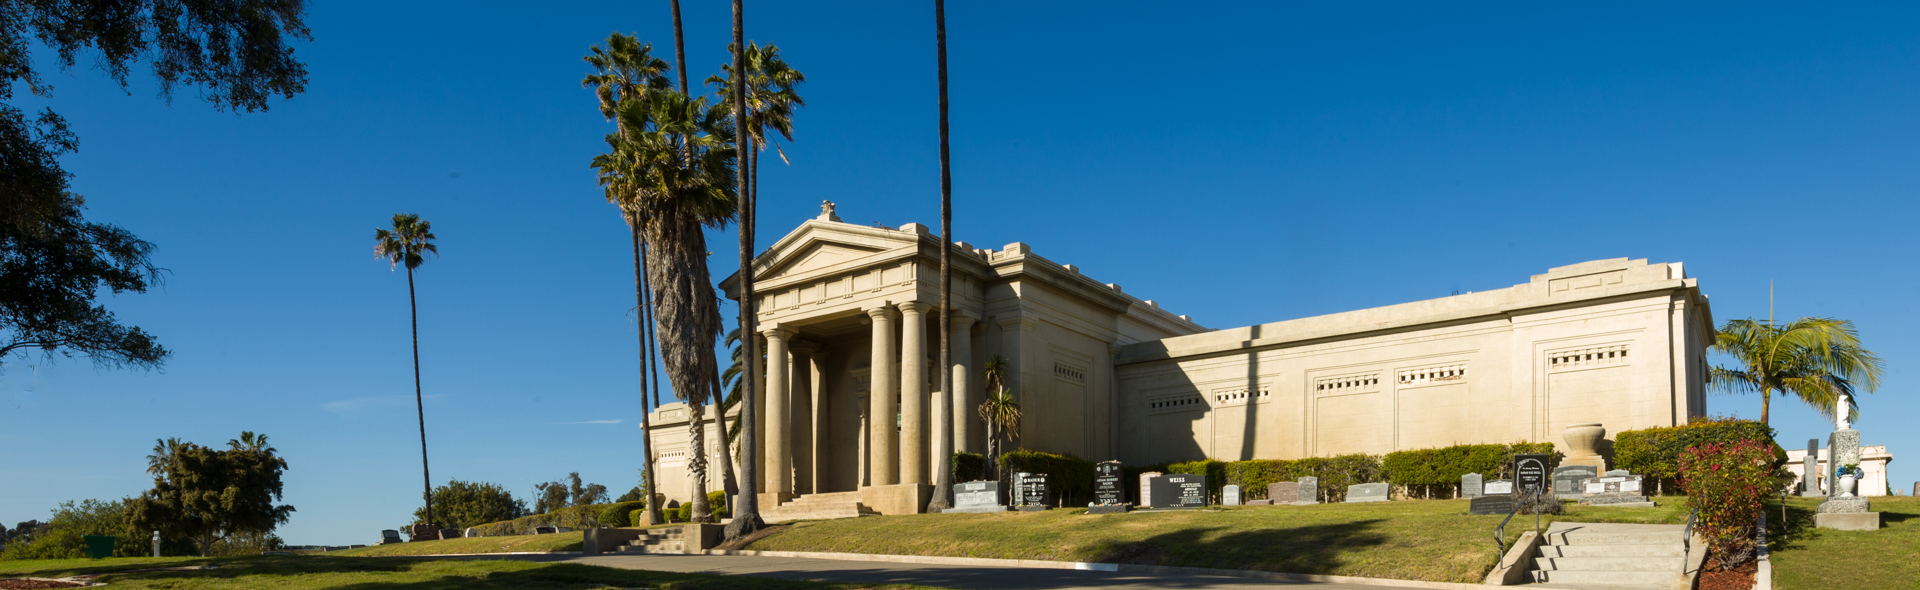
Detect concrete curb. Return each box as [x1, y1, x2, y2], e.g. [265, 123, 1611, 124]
[374, 551, 585, 557]
[697, 548, 1499, 590]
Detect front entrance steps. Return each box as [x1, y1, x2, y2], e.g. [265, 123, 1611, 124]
[609, 527, 684, 553]
[1528, 522, 1687, 589]
[760, 491, 881, 523]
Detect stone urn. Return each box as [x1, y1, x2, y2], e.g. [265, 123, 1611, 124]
[1838, 474, 1858, 497]
[1563, 423, 1607, 469]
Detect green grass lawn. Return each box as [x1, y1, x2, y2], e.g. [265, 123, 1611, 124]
[743, 496, 1691, 584]
[327, 532, 587, 556]
[1768, 495, 1920, 590]
[0, 555, 942, 589]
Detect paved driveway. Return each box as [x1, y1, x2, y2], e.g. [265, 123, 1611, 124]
[468, 552, 1447, 590]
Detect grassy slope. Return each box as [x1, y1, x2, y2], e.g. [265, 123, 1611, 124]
[328, 533, 585, 556]
[745, 496, 1690, 584]
[1769, 495, 1920, 590]
[0, 555, 941, 589]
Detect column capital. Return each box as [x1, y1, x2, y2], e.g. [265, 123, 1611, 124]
[760, 325, 794, 341]
[863, 305, 893, 320]
[896, 300, 932, 315]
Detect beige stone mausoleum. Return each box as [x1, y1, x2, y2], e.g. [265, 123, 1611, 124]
[644, 204, 1714, 517]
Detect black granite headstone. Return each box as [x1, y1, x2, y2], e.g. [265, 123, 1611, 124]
[1094, 461, 1125, 505]
[1150, 474, 1209, 509]
[1513, 454, 1549, 495]
[1019, 472, 1051, 510]
[1469, 495, 1517, 515]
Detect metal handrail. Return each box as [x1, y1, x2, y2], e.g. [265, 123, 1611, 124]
[1681, 500, 1699, 574]
[1493, 484, 1547, 566]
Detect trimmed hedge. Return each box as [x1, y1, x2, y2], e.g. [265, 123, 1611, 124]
[1616, 417, 1784, 495]
[598, 501, 645, 527]
[467, 503, 615, 537]
[1220, 454, 1386, 502]
[995, 449, 1096, 506]
[952, 452, 988, 483]
[1381, 442, 1559, 499]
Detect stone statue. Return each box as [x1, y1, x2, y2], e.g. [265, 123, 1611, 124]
[818, 200, 841, 222]
[1837, 392, 1851, 430]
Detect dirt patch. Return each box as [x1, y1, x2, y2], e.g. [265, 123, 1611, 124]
[713, 524, 789, 551]
[0, 580, 84, 589]
[1699, 558, 1757, 590]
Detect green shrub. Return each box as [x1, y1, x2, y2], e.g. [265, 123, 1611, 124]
[673, 503, 691, 522]
[951, 452, 987, 482]
[706, 491, 730, 519]
[465, 502, 621, 536]
[1380, 442, 1561, 499]
[1680, 438, 1792, 570]
[628, 508, 646, 527]
[1168, 459, 1229, 500]
[1617, 417, 1783, 494]
[598, 501, 645, 527]
[0, 499, 197, 559]
[996, 449, 1096, 506]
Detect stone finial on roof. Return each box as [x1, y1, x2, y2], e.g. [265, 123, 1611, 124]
[819, 200, 841, 222]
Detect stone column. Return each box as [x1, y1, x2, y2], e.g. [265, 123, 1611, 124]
[898, 302, 930, 485]
[789, 340, 819, 496]
[754, 334, 768, 491]
[866, 306, 898, 486]
[950, 314, 977, 454]
[810, 350, 829, 493]
[762, 327, 794, 497]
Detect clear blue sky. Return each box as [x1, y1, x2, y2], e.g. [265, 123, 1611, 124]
[4, 1, 1916, 545]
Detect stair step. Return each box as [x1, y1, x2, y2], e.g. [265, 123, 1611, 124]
[1544, 531, 1683, 546]
[1537, 544, 1683, 558]
[1531, 569, 1675, 586]
[1533, 556, 1684, 572]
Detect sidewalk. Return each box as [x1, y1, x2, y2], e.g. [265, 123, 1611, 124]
[469, 552, 1476, 590]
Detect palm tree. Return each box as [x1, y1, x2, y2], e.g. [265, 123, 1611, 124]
[977, 356, 1020, 478]
[228, 431, 273, 453]
[723, 0, 766, 543]
[1711, 317, 1884, 425]
[929, 0, 955, 513]
[145, 437, 184, 476]
[706, 41, 806, 214]
[584, 32, 672, 527]
[375, 213, 439, 528]
[592, 87, 738, 526]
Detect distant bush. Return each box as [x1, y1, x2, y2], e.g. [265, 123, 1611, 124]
[413, 480, 527, 530]
[466, 503, 618, 537]
[0, 499, 195, 559]
[1617, 417, 1783, 495]
[951, 452, 987, 483]
[996, 449, 1095, 506]
[706, 491, 730, 520]
[1680, 439, 1792, 570]
[598, 501, 645, 527]
[1381, 442, 1561, 499]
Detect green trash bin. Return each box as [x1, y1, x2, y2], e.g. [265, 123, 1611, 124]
[82, 535, 116, 559]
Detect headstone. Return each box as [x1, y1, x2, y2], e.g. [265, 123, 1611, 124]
[950, 480, 1011, 513]
[1268, 481, 1298, 504]
[1484, 480, 1514, 495]
[1018, 472, 1051, 511]
[1093, 461, 1125, 505]
[406, 523, 441, 542]
[1149, 474, 1209, 509]
[1469, 495, 1517, 515]
[438, 529, 462, 540]
[1223, 485, 1242, 506]
[464, 528, 478, 538]
[1604, 469, 1631, 477]
[1513, 454, 1550, 496]
[1247, 499, 1273, 506]
[1139, 472, 1162, 507]
[1461, 473, 1484, 499]
[1345, 483, 1390, 503]
[1552, 465, 1598, 500]
[378, 530, 402, 545]
[533, 526, 557, 535]
[1297, 476, 1320, 504]
[1912, 482, 1919, 497]
[1801, 439, 1823, 497]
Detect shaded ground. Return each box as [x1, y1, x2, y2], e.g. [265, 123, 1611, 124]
[1767, 495, 1920, 590]
[0, 555, 943, 589]
[328, 532, 587, 556]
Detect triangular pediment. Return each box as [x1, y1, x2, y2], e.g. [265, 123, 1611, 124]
[730, 219, 923, 290]
[759, 241, 887, 281]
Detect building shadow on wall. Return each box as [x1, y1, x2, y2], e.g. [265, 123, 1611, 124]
[1087, 518, 1390, 574]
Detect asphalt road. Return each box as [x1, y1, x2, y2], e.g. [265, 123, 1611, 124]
[469, 552, 1441, 590]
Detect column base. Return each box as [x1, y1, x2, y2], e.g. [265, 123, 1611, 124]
[1562, 455, 1606, 471]
[753, 492, 797, 510]
[859, 483, 932, 515]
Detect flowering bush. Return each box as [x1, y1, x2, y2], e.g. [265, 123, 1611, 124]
[1679, 439, 1793, 570]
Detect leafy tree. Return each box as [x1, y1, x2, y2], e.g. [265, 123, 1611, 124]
[1710, 317, 1884, 424]
[568, 472, 610, 506]
[412, 480, 527, 530]
[127, 433, 294, 557]
[0, 0, 311, 373]
[530, 472, 605, 514]
[374, 213, 440, 526]
[531, 481, 570, 515]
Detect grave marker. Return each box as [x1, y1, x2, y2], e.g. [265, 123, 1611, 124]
[1801, 439, 1823, 497]
[1269, 481, 1298, 504]
[1345, 483, 1390, 503]
[1513, 454, 1549, 496]
[1094, 461, 1125, 505]
[1462, 473, 1484, 499]
[1139, 472, 1162, 507]
[1150, 474, 1209, 509]
[1552, 465, 1598, 500]
[1484, 480, 1514, 495]
[1469, 495, 1517, 515]
[1018, 472, 1051, 511]
[949, 480, 1011, 513]
[1223, 485, 1242, 506]
[1298, 476, 1320, 504]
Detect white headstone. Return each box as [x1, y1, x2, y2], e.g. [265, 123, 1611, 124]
[1223, 484, 1242, 506]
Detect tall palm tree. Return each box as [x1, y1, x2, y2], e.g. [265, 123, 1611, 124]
[145, 437, 184, 476]
[592, 87, 738, 526]
[375, 213, 439, 528]
[977, 356, 1019, 478]
[584, 32, 672, 527]
[707, 41, 806, 214]
[929, 0, 955, 512]
[1711, 317, 1884, 424]
[724, 0, 767, 542]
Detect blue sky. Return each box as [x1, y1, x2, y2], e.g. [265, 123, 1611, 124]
[4, 1, 1917, 545]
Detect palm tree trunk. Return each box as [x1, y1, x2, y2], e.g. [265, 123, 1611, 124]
[929, 0, 954, 512]
[407, 265, 432, 528]
[631, 222, 664, 526]
[646, 209, 720, 524]
[724, 0, 765, 541]
[712, 375, 740, 496]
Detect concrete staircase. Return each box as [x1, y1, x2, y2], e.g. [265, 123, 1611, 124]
[610, 527, 685, 554]
[760, 491, 881, 523]
[1529, 523, 1686, 589]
